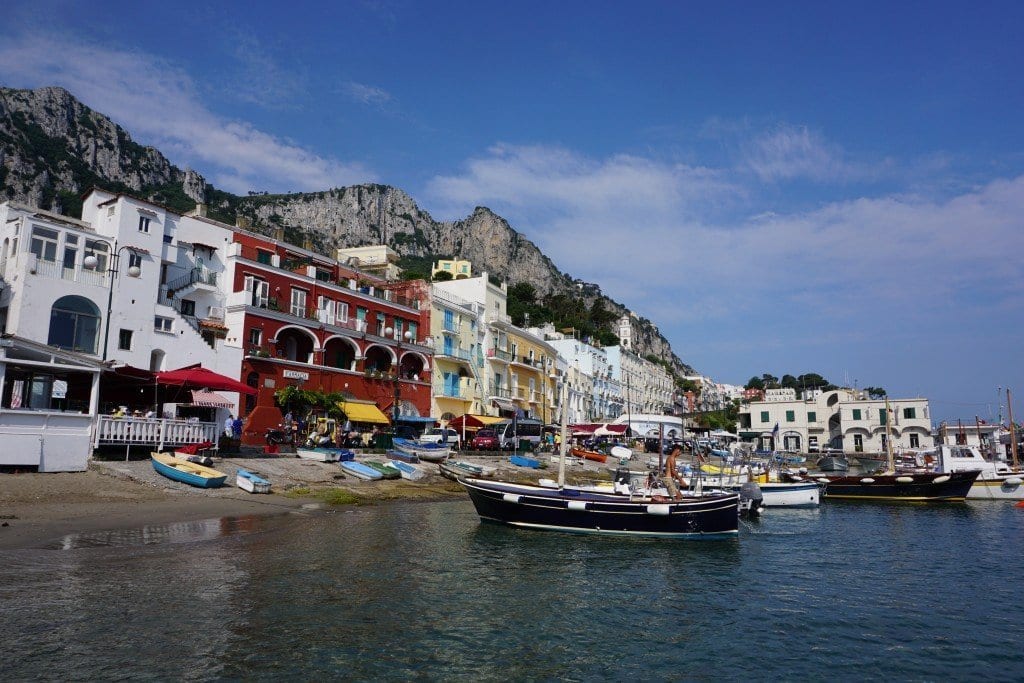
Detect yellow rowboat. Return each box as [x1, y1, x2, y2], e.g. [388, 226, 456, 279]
[151, 452, 227, 488]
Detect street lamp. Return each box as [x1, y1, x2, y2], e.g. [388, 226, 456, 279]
[83, 241, 143, 361]
[384, 326, 414, 425]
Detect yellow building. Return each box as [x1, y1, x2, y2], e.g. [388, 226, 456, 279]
[429, 285, 486, 422]
[431, 258, 472, 280]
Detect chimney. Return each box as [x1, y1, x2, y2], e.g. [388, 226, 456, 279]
[194, 203, 208, 217]
[273, 227, 285, 242]
[236, 215, 251, 229]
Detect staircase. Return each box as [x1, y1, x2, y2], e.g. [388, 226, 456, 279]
[165, 267, 218, 299]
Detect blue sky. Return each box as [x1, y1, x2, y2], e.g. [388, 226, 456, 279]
[2, 1, 1023, 423]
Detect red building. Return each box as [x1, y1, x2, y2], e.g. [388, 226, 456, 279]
[225, 230, 433, 444]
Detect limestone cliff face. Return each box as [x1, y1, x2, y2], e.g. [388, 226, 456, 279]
[0, 86, 183, 209]
[0, 85, 695, 377]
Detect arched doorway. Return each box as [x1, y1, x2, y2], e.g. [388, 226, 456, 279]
[48, 295, 100, 354]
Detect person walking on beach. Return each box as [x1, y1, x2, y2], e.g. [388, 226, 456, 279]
[224, 414, 234, 437]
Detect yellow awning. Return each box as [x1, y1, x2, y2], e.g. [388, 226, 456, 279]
[337, 400, 391, 425]
[475, 415, 506, 425]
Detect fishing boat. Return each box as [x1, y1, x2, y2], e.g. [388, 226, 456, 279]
[771, 450, 806, 465]
[389, 460, 426, 481]
[853, 454, 887, 474]
[510, 454, 541, 469]
[460, 477, 740, 538]
[897, 444, 1024, 501]
[340, 460, 383, 481]
[816, 470, 980, 501]
[236, 468, 271, 493]
[150, 452, 227, 488]
[732, 480, 820, 507]
[570, 447, 607, 463]
[815, 450, 849, 472]
[392, 437, 450, 462]
[364, 460, 401, 480]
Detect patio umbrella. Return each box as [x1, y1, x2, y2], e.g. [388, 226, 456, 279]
[155, 365, 257, 395]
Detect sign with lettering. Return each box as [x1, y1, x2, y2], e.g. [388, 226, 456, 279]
[282, 370, 309, 380]
[52, 380, 68, 399]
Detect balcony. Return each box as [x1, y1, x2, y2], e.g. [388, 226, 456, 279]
[487, 348, 512, 363]
[24, 254, 107, 287]
[434, 383, 469, 400]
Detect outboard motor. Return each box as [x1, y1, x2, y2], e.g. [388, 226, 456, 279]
[738, 481, 764, 518]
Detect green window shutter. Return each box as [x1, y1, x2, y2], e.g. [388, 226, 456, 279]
[880, 409, 887, 425]
[786, 410, 795, 422]
[903, 407, 915, 419]
[853, 409, 862, 420]
[807, 411, 816, 422]
[760, 411, 769, 423]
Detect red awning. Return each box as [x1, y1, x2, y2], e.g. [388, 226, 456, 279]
[156, 365, 257, 395]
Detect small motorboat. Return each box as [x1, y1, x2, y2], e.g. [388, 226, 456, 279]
[570, 447, 607, 463]
[340, 460, 383, 481]
[236, 468, 271, 493]
[151, 452, 227, 488]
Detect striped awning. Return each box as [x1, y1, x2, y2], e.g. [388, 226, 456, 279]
[191, 390, 234, 408]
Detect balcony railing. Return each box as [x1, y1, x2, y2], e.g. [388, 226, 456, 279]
[26, 255, 107, 287]
[94, 416, 219, 449]
[487, 348, 512, 362]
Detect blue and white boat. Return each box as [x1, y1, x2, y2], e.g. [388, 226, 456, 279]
[340, 460, 383, 481]
[393, 437, 450, 462]
[510, 454, 541, 469]
[236, 468, 271, 494]
[388, 459, 426, 481]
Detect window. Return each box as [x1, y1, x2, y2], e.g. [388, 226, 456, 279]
[408, 321, 417, 340]
[785, 410, 795, 422]
[290, 288, 307, 317]
[30, 227, 59, 262]
[760, 411, 770, 423]
[138, 215, 151, 233]
[243, 275, 269, 307]
[154, 316, 173, 333]
[248, 328, 262, 346]
[910, 433, 920, 448]
[376, 312, 385, 336]
[807, 411, 817, 423]
[880, 409, 887, 425]
[48, 295, 100, 354]
[853, 434, 864, 452]
[256, 249, 273, 265]
[335, 301, 349, 322]
[128, 252, 143, 271]
[62, 234, 78, 270]
[852, 408, 862, 420]
[118, 329, 133, 350]
[179, 299, 196, 317]
[903, 407, 916, 419]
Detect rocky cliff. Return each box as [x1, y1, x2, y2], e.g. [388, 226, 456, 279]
[0, 85, 694, 377]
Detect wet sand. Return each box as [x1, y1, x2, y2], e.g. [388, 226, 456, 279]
[0, 450, 608, 550]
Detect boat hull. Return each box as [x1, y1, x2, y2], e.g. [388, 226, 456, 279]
[570, 447, 607, 463]
[151, 453, 226, 488]
[966, 474, 1024, 500]
[236, 469, 271, 494]
[393, 438, 450, 462]
[815, 455, 849, 472]
[296, 448, 342, 462]
[389, 460, 426, 481]
[731, 481, 820, 507]
[340, 461, 383, 480]
[461, 478, 739, 539]
[819, 470, 978, 502]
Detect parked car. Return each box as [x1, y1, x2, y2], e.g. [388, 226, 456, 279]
[469, 429, 500, 450]
[420, 427, 460, 449]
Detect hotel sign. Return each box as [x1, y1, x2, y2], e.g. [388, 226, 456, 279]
[282, 370, 310, 380]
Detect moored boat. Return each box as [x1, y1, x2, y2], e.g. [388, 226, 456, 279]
[898, 445, 1024, 501]
[853, 454, 888, 474]
[816, 452, 849, 472]
[731, 480, 820, 507]
[296, 447, 343, 462]
[570, 447, 607, 463]
[460, 477, 740, 538]
[510, 454, 541, 469]
[236, 468, 271, 493]
[151, 452, 227, 488]
[816, 470, 980, 502]
[392, 437, 450, 462]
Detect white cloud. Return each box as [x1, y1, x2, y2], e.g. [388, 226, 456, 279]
[0, 33, 373, 193]
[742, 124, 880, 183]
[342, 81, 393, 108]
[425, 143, 1024, 341]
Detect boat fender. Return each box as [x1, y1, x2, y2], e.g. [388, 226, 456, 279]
[502, 493, 522, 503]
[567, 500, 588, 511]
[932, 475, 951, 484]
[860, 478, 875, 484]
[895, 476, 914, 484]
[1004, 477, 1022, 487]
[815, 477, 830, 483]
[646, 504, 671, 516]
[788, 476, 803, 482]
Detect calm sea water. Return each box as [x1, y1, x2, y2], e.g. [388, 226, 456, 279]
[2, 499, 1023, 681]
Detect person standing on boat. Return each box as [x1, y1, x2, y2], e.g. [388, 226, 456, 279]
[663, 444, 685, 500]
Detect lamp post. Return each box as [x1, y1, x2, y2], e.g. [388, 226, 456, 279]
[384, 326, 414, 426]
[83, 241, 142, 361]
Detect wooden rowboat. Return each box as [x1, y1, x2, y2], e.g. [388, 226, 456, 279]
[570, 447, 607, 463]
[151, 452, 227, 488]
[236, 468, 271, 493]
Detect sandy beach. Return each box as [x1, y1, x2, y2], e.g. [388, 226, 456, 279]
[0, 450, 607, 550]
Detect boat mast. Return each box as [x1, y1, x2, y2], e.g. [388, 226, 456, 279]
[1008, 388, 1019, 469]
[556, 371, 570, 488]
[884, 397, 895, 472]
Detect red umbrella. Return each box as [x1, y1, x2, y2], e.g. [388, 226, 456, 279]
[155, 365, 257, 395]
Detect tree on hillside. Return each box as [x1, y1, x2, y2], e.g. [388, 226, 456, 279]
[761, 373, 780, 389]
[745, 376, 764, 390]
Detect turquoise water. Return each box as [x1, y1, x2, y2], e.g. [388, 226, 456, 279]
[2, 500, 1023, 681]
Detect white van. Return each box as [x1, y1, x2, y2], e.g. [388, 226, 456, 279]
[495, 418, 543, 450]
